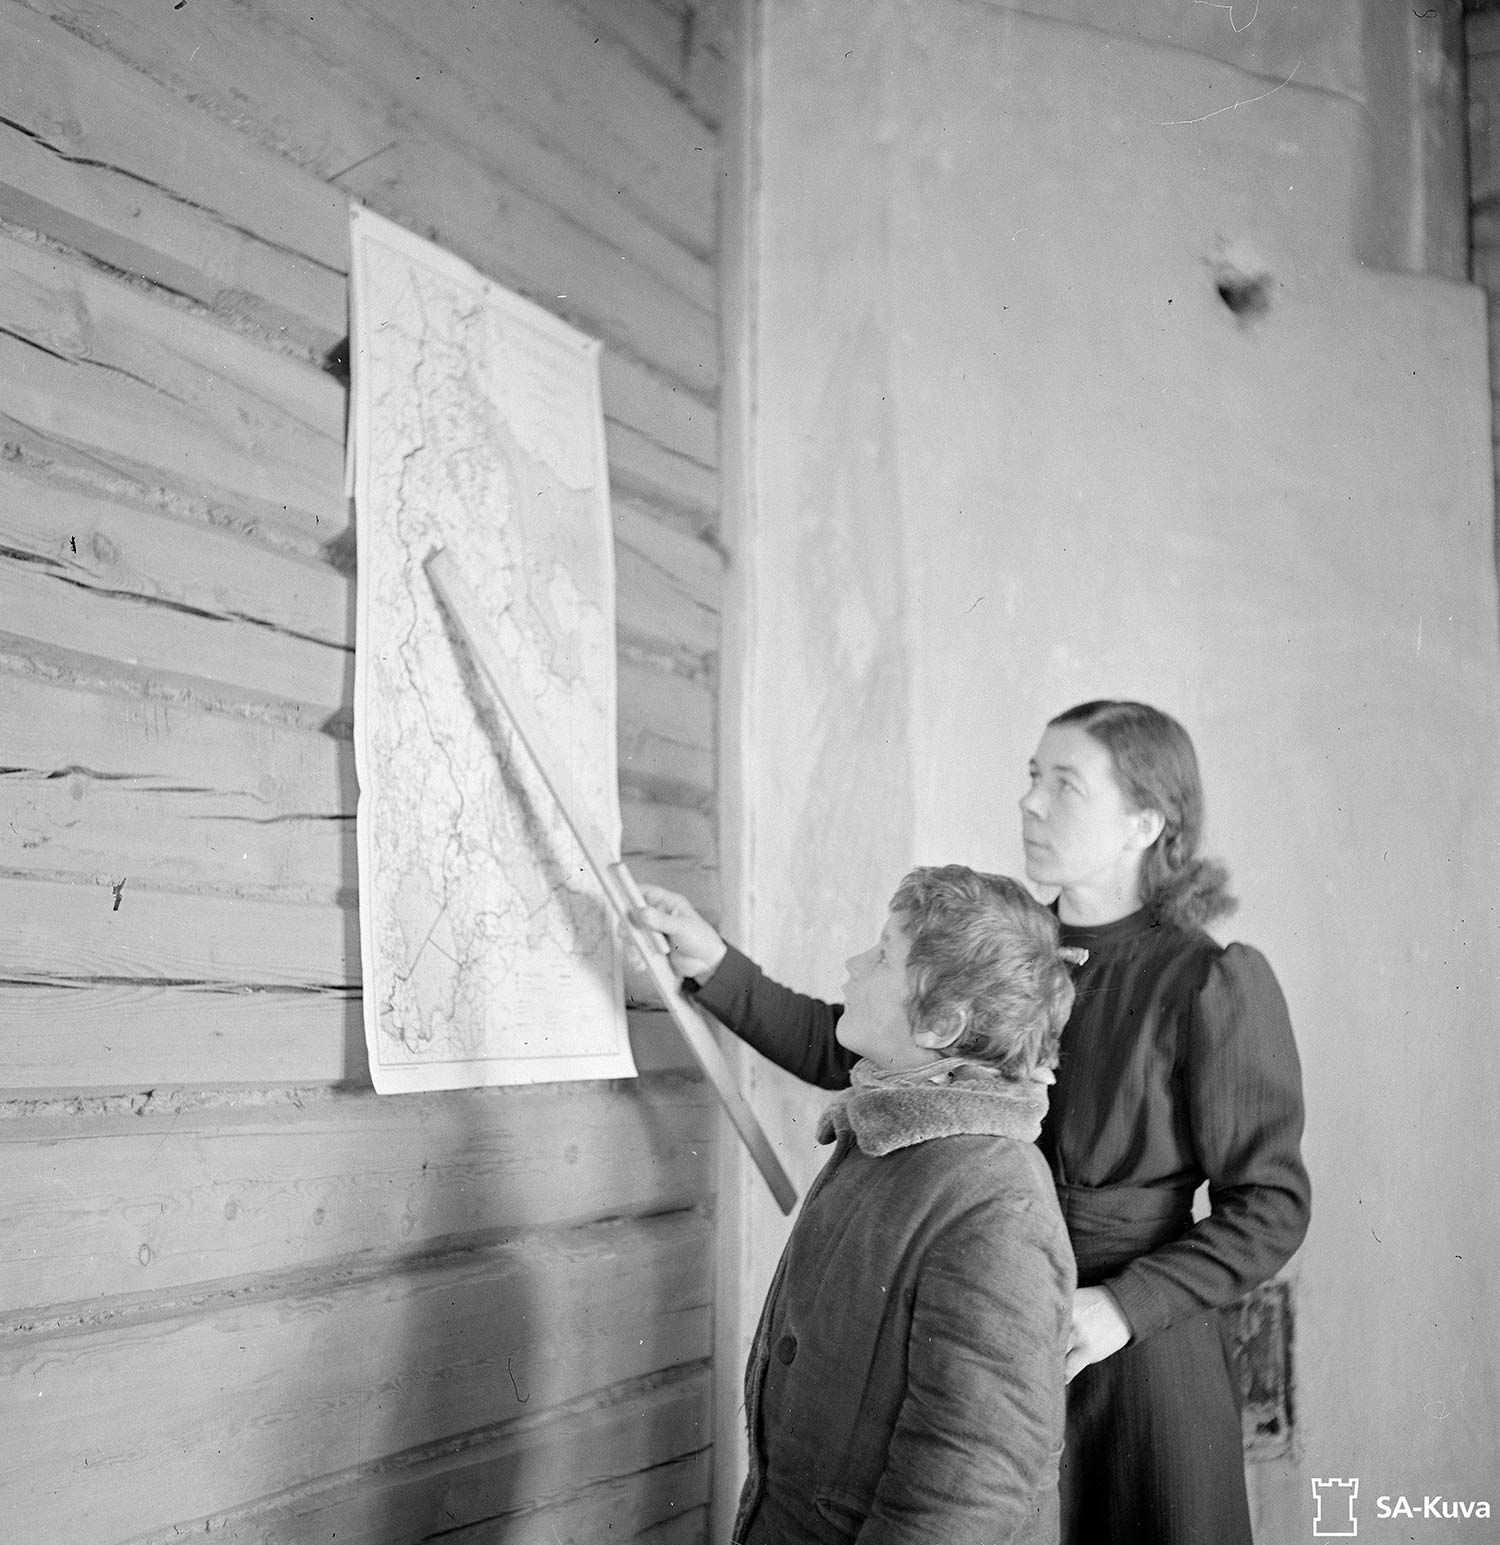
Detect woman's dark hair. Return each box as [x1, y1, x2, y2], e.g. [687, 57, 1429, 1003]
[1048, 700, 1237, 928]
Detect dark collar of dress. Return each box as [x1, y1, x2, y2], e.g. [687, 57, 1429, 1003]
[1056, 905, 1159, 954]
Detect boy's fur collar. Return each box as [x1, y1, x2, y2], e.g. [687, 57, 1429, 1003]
[818, 1073, 1048, 1156]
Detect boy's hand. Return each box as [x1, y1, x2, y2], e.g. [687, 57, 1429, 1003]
[635, 884, 728, 984]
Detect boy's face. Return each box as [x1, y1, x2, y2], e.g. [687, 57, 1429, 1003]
[836, 911, 934, 1072]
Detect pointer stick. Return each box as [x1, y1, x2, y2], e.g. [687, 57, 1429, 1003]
[425, 548, 797, 1215]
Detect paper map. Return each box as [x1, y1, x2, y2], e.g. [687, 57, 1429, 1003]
[349, 204, 634, 1092]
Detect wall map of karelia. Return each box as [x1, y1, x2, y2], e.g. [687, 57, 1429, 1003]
[348, 204, 634, 1093]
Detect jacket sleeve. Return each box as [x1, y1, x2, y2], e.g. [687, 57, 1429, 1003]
[1106, 943, 1312, 1339]
[860, 1181, 1073, 1545]
[688, 943, 858, 1090]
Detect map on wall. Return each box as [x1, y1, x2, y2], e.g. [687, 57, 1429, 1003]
[348, 204, 635, 1093]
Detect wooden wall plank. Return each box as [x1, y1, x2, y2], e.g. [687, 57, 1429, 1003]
[0, 874, 356, 987]
[0, 128, 347, 357]
[0, 4, 349, 270]
[0, 981, 361, 1091]
[609, 414, 721, 523]
[616, 499, 721, 664]
[0, 117, 716, 487]
[268, 0, 717, 258]
[619, 658, 717, 803]
[0, 332, 343, 536]
[0, 986, 691, 1092]
[0, 673, 354, 812]
[0, 457, 713, 677]
[0, 458, 349, 650]
[0, 1211, 713, 1543]
[0, 762, 711, 908]
[173, 1369, 710, 1545]
[0, 564, 351, 716]
[21, 0, 721, 394]
[0, 776, 353, 898]
[0, 223, 342, 439]
[0, 1079, 716, 1310]
[565, 0, 692, 95]
[436, 1452, 711, 1545]
[602, 350, 718, 471]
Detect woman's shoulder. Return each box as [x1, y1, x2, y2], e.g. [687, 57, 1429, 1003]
[1197, 939, 1289, 1018]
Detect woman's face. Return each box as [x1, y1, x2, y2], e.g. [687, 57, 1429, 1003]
[1020, 724, 1156, 903]
[836, 911, 935, 1072]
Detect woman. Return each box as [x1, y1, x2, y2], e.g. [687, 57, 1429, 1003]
[1021, 700, 1310, 1544]
[639, 866, 1078, 1545]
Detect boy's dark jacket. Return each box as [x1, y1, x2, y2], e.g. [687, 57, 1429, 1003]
[699, 947, 1075, 1545]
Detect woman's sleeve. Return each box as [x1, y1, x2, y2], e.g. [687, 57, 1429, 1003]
[859, 1182, 1073, 1545]
[1107, 943, 1312, 1340]
[688, 943, 858, 1090]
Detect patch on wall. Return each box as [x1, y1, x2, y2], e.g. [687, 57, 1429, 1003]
[1224, 1278, 1295, 1460]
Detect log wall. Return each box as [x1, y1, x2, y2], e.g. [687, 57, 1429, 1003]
[0, 1, 735, 1538]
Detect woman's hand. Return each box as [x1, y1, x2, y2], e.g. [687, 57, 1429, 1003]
[1065, 1286, 1132, 1382]
[635, 883, 729, 985]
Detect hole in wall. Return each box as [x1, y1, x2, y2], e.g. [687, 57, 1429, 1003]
[1213, 265, 1273, 323]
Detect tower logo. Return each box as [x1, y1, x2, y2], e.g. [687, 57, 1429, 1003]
[1312, 1477, 1359, 1537]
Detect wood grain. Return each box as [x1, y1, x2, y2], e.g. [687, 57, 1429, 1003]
[0, 1078, 716, 1310]
[0, 989, 695, 1092]
[0, 1211, 713, 1542]
[164, 1368, 711, 1544]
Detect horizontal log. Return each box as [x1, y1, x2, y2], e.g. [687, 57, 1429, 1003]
[267, 0, 717, 259]
[0, 1210, 713, 1542]
[436, 1454, 710, 1545]
[0, 457, 350, 650]
[0, 873, 356, 988]
[601, 350, 718, 475]
[0, 980, 362, 1090]
[0, 776, 710, 918]
[0, 775, 353, 899]
[608, 415, 721, 525]
[687, 0, 735, 128]
[22, 0, 720, 393]
[614, 499, 721, 665]
[340, 141, 720, 397]
[172, 1368, 710, 1545]
[0, 1078, 716, 1310]
[567, 0, 692, 96]
[0, 329, 343, 539]
[0, 219, 341, 442]
[0, 122, 347, 357]
[0, 602, 711, 789]
[0, 455, 718, 677]
[0, 561, 352, 717]
[0, 124, 718, 480]
[0, 981, 695, 1092]
[0, 672, 354, 813]
[618, 659, 716, 804]
[0, 3, 349, 271]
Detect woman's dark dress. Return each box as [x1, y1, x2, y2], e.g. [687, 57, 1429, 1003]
[696, 907, 1311, 1545]
[1044, 909, 1310, 1545]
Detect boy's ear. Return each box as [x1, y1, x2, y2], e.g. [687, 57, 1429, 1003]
[914, 1009, 965, 1052]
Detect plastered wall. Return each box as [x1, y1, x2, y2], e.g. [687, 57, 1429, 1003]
[728, 0, 1500, 1536]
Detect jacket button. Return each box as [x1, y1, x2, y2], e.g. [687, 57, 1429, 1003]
[775, 1334, 797, 1365]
